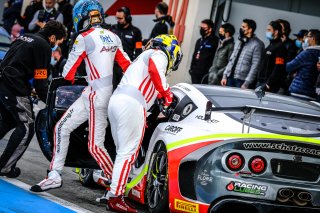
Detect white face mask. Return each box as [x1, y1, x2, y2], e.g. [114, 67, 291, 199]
[45, 7, 53, 13]
[50, 57, 57, 66]
[303, 38, 309, 50]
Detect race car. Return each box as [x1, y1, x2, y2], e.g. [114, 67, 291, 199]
[35, 77, 320, 213]
[0, 27, 11, 61]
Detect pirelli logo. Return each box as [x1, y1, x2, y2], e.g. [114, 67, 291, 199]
[174, 199, 199, 213]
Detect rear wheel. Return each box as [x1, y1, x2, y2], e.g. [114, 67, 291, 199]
[78, 168, 94, 187]
[146, 142, 169, 213]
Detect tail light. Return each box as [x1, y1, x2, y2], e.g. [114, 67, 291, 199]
[249, 156, 266, 174]
[226, 153, 244, 171]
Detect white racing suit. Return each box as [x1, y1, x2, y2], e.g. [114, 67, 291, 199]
[108, 49, 171, 196]
[50, 27, 131, 179]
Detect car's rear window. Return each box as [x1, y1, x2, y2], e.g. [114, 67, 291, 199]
[197, 86, 320, 136]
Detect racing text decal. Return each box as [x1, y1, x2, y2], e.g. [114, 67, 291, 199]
[243, 142, 320, 157]
[174, 199, 199, 213]
[165, 125, 183, 135]
[226, 181, 268, 196]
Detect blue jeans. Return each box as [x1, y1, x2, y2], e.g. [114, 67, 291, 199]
[227, 77, 245, 88]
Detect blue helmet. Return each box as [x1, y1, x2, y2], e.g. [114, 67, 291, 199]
[73, 0, 104, 33]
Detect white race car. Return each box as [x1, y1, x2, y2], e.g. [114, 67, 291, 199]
[36, 77, 320, 213]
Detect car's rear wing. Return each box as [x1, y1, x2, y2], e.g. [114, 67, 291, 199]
[204, 101, 320, 133]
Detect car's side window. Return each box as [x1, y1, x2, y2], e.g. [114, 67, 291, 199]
[55, 85, 85, 109]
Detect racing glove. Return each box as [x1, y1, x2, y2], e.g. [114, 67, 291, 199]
[158, 89, 173, 108]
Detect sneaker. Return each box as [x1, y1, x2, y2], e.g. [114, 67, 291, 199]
[0, 167, 21, 178]
[30, 170, 62, 192]
[107, 196, 137, 213]
[96, 190, 108, 204]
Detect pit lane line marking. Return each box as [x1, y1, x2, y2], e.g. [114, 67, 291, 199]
[0, 177, 95, 213]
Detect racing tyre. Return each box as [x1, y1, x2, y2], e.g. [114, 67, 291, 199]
[146, 142, 169, 213]
[79, 168, 94, 187]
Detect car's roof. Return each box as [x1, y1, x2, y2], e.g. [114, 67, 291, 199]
[194, 84, 320, 115]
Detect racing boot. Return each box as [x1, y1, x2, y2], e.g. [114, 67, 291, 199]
[0, 167, 21, 178]
[107, 195, 137, 213]
[30, 170, 62, 192]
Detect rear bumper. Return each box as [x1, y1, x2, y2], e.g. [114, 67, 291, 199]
[210, 198, 320, 213]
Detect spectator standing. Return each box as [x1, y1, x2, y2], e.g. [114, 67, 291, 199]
[286, 29, 320, 101]
[256, 21, 287, 93]
[57, 0, 73, 33]
[293, 29, 308, 54]
[29, 0, 63, 32]
[208, 23, 235, 85]
[189, 19, 219, 84]
[22, 0, 43, 33]
[147, 2, 174, 41]
[0, 21, 66, 178]
[277, 19, 297, 63]
[221, 19, 264, 89]
[2, 0, 23, 34]
[111, 6, 142, 88]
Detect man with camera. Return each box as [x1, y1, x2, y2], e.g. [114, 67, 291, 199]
[28, 0, 63, 32]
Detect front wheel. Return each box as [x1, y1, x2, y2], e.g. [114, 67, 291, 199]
[78, 168, 94, 187]
[146, 142, 169, 213]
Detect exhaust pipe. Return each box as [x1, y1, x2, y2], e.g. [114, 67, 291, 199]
[277, 188, 294, 203]
[293, 192, 312, 206]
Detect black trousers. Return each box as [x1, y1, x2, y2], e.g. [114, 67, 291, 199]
[0, 91, 34, 173]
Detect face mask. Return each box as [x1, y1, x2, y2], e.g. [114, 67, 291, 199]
[266, 31, 273, 41]
[200, 28, 207, 37]
[45, 7, 53, 13]
[50, 57, 57, 66]
[239, 28, 245, 38]
[218, 33, 225, 41]
[303, 38, 309, 49]
[295, 40, 302, 49]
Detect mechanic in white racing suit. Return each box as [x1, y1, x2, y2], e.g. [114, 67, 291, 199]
[101, 34, 182, 213]
[31, 0, 131, 192]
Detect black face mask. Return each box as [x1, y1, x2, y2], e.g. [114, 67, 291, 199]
[239, 28, 245, 38]
[200, 28, 207, 37]
[218, 33, 225, 40]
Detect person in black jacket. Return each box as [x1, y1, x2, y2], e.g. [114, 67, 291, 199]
[144, 2, 174, 44]
[189, 19, 219, 84]
[0, 21, 66, 178]
[22, 0, 43, 33]
[2, 0, 23, 34]
[111, 6, 142, 88]
[256, 21, 287, 93]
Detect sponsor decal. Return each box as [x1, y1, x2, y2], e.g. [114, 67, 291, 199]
[131, 189, 140, 198]
[57, 109, 74, 153]
[182, 104, 193, 116]
[195, 115, 219, 123]
[172, 114, 180, 121]
[174, 199, 199, 213]
[197, 169, 213, 186]
[164, 125, 183, 135]
[34, 69, 47, 79]
[243, 142, 320, 157]
[18, 36, 34, 43]
[100, 46, 117, 53]
[74, 39, 79, 45]
[100, 35, 113, 44]
[226, 181, 268, 196]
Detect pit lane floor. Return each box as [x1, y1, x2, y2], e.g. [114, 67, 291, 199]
[0, 102, 147, 213]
